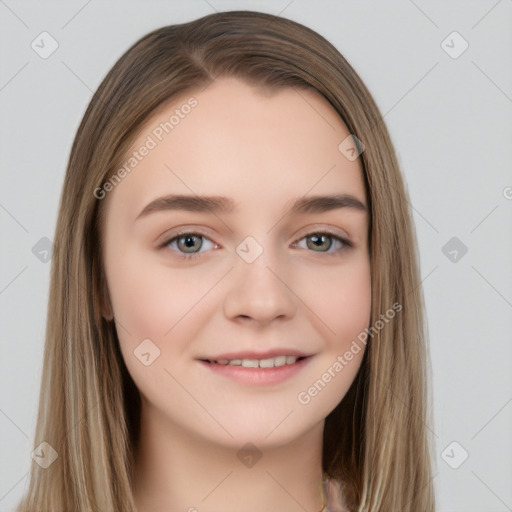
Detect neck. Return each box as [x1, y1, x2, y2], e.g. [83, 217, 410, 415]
[132, 400, 326, 512]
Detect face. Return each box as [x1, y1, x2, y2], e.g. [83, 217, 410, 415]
[101, 77, 371, 449]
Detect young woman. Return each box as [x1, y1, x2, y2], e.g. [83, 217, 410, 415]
[15, 10, 435, 512]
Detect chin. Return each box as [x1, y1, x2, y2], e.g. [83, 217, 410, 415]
[203, 414, 322, 451]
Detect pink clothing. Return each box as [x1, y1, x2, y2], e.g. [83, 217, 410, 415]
[323, 478, 352, 512]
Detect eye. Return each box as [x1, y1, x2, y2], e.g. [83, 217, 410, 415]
[160, 229, 352, 260]
[294, 231, 352, 254]
[162, 232, 217, 260]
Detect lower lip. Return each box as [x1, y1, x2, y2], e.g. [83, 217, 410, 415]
[198, 357, 313, 385]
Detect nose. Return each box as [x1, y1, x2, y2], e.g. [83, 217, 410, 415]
[222, 244, 297, 326]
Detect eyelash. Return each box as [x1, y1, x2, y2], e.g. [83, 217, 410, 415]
[159, 230, 353, 261]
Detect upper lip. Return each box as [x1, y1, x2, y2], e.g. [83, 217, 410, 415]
[199, 349, 311, 361]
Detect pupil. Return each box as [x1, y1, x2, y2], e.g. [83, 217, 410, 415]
[181, 235, 200, 252]
[310, 234, 330, 251]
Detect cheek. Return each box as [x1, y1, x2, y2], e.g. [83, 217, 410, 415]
[303, 256, 371, 347]
[105, 249, 222, 360]
[295, 259, 370, 415]
[106, 253, 169, 336]
[105, 251, 194, 398]
[107, 246, 197, 332]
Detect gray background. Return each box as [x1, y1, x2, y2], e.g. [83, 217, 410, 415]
[1, 1, 511, 510]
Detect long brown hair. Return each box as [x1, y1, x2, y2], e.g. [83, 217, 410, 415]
[15, 10, 435, 512]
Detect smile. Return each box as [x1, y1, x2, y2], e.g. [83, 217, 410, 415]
[204, 355, 303, 368]
[198, 355, 313, 385]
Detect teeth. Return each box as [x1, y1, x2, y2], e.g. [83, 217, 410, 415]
[212, 356, 299, 367]
[274, 355, 287, 367]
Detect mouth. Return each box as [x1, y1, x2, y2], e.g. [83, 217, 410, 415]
[199, 354, 310, 368]
[197, 353, 314, 385]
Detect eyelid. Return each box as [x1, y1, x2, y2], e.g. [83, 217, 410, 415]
[157, 223, 352, 245]
[291, 229, 353, 254]
[157, 229, 218, 252]
[155, 225, 216, 248]
[294, 224, 352, 244]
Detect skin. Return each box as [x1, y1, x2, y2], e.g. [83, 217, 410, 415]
[101, 77, 371, 512]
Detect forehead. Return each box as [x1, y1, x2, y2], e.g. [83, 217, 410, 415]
[103, 77, 366, 218]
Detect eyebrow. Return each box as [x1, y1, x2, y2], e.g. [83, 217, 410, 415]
[135, 193, 368, 220]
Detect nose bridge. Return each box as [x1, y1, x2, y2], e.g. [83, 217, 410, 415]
[223, 234, 297, 323]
